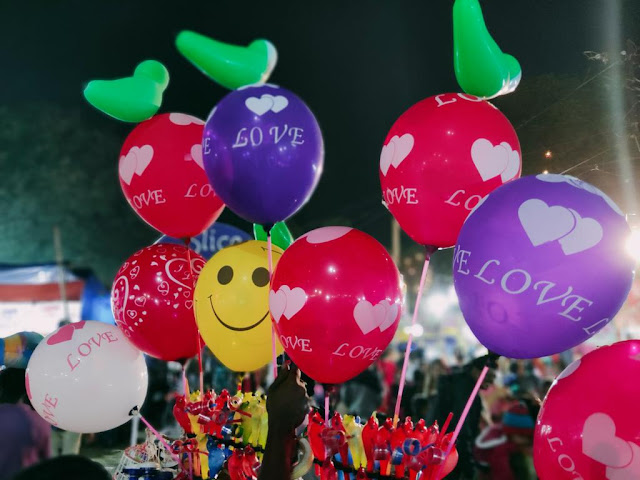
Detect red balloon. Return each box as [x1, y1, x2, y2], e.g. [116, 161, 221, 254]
[270, 227, 403, 384]
[119, 113, 224, 238]
[111, 243, 205, 361]
[534, 340, 640, 480]
[379, 93, 521, 248]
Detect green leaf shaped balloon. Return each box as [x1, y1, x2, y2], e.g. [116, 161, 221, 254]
[453, 0, 521, 98]
[83, 60, 169, 122]
[176, 30, 277, 90]
[253, 222, 294, 251]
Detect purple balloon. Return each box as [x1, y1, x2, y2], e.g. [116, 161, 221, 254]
[453, 174, 634, 358]
[202, 84, 324, 225]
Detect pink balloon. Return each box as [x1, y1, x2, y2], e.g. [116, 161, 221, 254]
[270, 227, 403, 384]
[534, 340, 640, 479]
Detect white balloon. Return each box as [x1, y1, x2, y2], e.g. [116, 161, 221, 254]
[26, 320, 148, 433]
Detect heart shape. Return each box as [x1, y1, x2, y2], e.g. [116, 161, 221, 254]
[282, 286, 307, 319]
[169, 113, 204, 126]
[119, 153, 136, 185]
[263, 94, 288, 113]
[245, 96, 274, 116]
[134, 296, 146, 307]
[353, 299, 399, 335]
[127, 310, 137, 319]
[471, 139, 510, 182]
[380, 140, 395, 176]
[185, 300, 193, 309]
[556, 359, 581, 381]
[269, 289, 287, 323]
[158, 281, 170, 296]
[190, 144, 204, 169]
[129, 266, 140, 279]
[392, 134, 414, 169]
[582, 413, 633, 468]
[518, 199, 577, 247]
[302, 227, 353, 245]
[47, 322, 86, 346]
[559, 209, 603, 255]
[112, 275, 130, 320]
[133, 145, 154, 176]
[499, 142, 520, 182]
[166, 258, 192, 289]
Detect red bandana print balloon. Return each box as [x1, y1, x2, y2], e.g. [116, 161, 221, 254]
[111, 244, 205, 361]
[379, 93, 521, 248]
[270, 227, 403, 384]
[119, 113, 224, 238]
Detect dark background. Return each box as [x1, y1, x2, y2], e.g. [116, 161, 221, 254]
[1, 0, 639, 282]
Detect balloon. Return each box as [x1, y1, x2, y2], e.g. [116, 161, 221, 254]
[158, 222, 252, 259]
[176, 31, 277, 90]
[203, 84, 324, 225]
[534, 341, 640, 479]
[253, 222, 294, 250]
[453, 0, 521, 98]
[111, 244, 206, 361]
[1, 331, 43, 368]
[194, 240, 284, 372]
[270, 227, 403, 384]
[84, 60, 169, 122]
[26, 320, 148, 433]
[453, 174, 633, 358]
[379, 93, 521, 248]
[119, 113, 224, 238]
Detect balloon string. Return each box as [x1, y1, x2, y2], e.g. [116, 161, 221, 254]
[393, 248, 433, 426]
[324, 390, 330, 425]
[433, 366, 488, 480]
[267, 233, 277, 380]
[188, 452, 194, 480]
[184, 238, 204, 399]
[136, 412, 183, 466]
[182, 363, 190, 398]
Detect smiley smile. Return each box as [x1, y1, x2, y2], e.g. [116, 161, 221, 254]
[208, 295, 269, 331]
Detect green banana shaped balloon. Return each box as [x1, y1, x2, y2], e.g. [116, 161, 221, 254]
[83, 60, 169, 122]
[176, 30, 277, 90]
[453, 0, 521, 98]
[253, 222, 294, 251]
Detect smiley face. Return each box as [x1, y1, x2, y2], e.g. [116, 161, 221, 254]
[194, 240, 284, 372]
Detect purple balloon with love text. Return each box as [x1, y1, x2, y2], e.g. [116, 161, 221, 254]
[453, 174, 634, 358]
[202, 84, 324, 226]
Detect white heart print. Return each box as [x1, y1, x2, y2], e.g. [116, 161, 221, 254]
[190, 144, 204, 169]
[518, 199, 603, 255]
[302, 227, 353, 245]
[582, 413, 640, 479]
[119, 145, 154, 185]
[245, 94, 288, 116]
[379, 134, 414, 176]
[353, 299, 399, 335]
[269, 286, 307, 323]
[471, 139, 519, 183]
[169, 113, 205, 126]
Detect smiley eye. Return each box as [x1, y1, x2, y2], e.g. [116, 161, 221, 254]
[217, 266, 233, 285]
[252, 267, 270, 287]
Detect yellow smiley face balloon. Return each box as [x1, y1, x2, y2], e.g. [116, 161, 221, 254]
[194, 240, 283, 372]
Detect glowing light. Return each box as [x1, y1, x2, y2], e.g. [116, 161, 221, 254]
[625, 228, 640, 262]
[403, 324, 424, 337]
[544, 151, 553, 159]
[542, 170, 549, 175]
[426, 293, 450, 317]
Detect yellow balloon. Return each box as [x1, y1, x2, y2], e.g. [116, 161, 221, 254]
[195, 240, 283, 372]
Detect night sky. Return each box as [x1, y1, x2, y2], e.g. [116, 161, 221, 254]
[1, 0, 639, 277]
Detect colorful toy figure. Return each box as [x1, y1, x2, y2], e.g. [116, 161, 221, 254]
[391, 417, 413, 478]
[362, 416, 379, 473]
[343, 415, 367, 470]
[373, 419, 394, 474]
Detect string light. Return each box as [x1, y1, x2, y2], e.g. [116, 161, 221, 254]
[544, 150, 553, 159]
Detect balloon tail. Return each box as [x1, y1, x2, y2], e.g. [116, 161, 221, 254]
[434, 366, 489, 480]
[324, 389, 330, 425]
[393, 247, 434, 425]
[183, 238, 204, 400]
[267, 233, 277, 380]
[137, 412, 183, 466]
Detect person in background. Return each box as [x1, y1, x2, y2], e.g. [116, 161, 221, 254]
[474, 401, 537, 480]
[11, 455, 111, 480]
[378, 348, 398, 414]
[337, 364, 383, 419]
[412, 358, 448, 422]
[429, 353, 500, 480]
[0, 368, 51, 480]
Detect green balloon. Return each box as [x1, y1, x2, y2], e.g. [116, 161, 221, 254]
[176, 30, 277, 90]
[453, 0, 521, 98]
[83, 60, 168, 122]
[253, 222, 294, 250]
